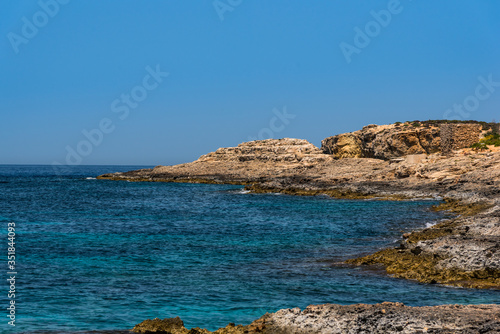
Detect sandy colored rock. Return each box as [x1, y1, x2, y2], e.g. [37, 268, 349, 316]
[197, 138, 328, 164]
[441, 123, 482, 155]
[321, 123, 441, 160]
[406, 154, 427, 164]
[320, 133, 363, 158]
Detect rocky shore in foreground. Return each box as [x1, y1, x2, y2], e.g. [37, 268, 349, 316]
[98, 121, 500, 332]
[132, 303, 500, 334]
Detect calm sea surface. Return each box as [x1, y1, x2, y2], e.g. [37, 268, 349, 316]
[0, 165, 498, 333]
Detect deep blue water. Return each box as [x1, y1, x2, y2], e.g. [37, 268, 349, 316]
[0, 165, 498, 333]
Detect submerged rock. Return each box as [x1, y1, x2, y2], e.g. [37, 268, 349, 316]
[132, 316, 188, 333]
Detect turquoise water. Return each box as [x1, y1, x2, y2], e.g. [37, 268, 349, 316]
[0, 165, 498, 333]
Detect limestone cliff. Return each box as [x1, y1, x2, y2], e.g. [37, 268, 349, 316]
[321, 121, 493, 160]
[321, 123, 442, 160]
[198, 138, 328, 164]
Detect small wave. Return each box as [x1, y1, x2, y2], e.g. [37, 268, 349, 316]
[425, 218, 448, 228]
[426, 220, 443, 228]
[225, 189, 251, 194]
[85, 177, 96, 180]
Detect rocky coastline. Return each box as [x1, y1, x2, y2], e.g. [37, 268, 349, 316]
[132, 303, 500, 334]
[98, 121, 500, 332]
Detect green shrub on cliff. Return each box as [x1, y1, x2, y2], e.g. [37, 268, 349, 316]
[482, 132, 500, 146]
[470, 142, 488, 151]
[470, 131, 500, 150]
[418, 120, 498, 131]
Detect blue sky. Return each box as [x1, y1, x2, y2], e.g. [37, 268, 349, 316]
[1, 1, 500, 165]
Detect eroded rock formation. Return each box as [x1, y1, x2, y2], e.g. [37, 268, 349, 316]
[440, 123, 482, 155]
[132, 303, 500, 333]
[198, 138, 329, 164]
[321, 123, 442, 160]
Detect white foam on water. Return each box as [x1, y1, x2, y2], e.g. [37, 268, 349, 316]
[86, 177, 96, 180]
[228, 189, 251, 194]
[425, 219, 448, 228]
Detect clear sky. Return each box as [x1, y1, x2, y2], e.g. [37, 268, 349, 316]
[1, 1, 499, 165]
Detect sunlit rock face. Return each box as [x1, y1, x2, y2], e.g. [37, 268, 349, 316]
[321, 123, 442, 160]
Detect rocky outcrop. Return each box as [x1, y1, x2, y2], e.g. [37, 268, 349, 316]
[347, 201, 500, 289]
[133, 303, 500, 333]
[99, 138, 334, 185]
[198, 138, 328, 164]
[257, 303, 500, 334]
[133, 317, 187, 333]
[320, 133, 363, 159]
[441, 123, 482, 155]
[321, 123, 442, 160]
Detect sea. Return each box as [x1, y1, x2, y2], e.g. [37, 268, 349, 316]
[0, 165, 498, 333]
